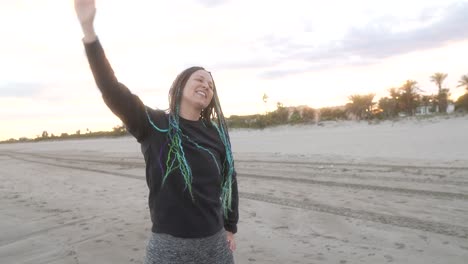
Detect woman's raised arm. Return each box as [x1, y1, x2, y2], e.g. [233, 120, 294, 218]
[74, 0, 162, 142]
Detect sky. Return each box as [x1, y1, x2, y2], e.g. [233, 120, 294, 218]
[1, 0, 468, 141]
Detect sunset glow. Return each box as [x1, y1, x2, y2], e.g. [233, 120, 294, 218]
[1, 0, 468, 140]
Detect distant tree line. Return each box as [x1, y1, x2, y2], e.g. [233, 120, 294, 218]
[346, 73, 468, 120]
[2, 73, 468, 143]
[228, 72, 468, 128]
[227, 102, 317, 129]
[1, 125, 127, 144]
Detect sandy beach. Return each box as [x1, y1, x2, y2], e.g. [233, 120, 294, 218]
[1, 115, 468, 264]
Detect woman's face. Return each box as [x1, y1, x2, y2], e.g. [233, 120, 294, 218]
[181, 69, 214, 111]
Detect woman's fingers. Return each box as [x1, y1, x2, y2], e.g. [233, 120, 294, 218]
[226, 231, 236, 251]
[229, 239, 237, 251]
[74, 0, 96, 25]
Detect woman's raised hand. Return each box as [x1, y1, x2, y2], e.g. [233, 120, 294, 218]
[74, 0, 97, 42]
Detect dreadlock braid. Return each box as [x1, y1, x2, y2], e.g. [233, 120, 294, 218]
[209, 77, 235, 217]
[145, 66, 235, 218]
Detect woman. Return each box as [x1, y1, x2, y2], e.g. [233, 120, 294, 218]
[74, 1, 239, 263]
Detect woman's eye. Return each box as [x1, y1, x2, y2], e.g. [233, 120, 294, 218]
[195, 78, 213, 90]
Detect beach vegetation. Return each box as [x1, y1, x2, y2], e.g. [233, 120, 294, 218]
[430, 72, 449, 113]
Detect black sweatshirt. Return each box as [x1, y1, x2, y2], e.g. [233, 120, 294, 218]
[84, 39, 238, 238]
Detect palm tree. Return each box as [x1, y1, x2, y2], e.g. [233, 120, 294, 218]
[346, 93, 375, 120]
[430, 72, 449, 113]
[457, 74, 468, 91]
[377, 88, 402, 118]
[399, 80, 421, 116]
[419, 94, 437, 114]
[430, 72, 448, 93]
[456, 74, 468, 112]
[262, 93, 269, 113]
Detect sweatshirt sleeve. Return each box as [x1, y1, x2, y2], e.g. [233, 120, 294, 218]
[224, 169, 239, 234]
[84, 38, 150, 142]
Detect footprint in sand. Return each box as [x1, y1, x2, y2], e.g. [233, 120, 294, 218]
[394, 242, 405, 249]
[273, 225, 288, 230]
[384, 255, 394, 262]
[316, 254, 326, 261]
[249, 245, 264, 254]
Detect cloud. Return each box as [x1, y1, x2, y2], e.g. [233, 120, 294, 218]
[222, 2, 468, 78]
[194, 0, 229, 7]
[331, 2, 468, 60]
[0, 82, 45, 98]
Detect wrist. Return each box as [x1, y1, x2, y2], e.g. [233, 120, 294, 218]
[81, 27, 97, 43]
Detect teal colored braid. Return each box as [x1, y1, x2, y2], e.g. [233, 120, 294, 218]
[162, 91, 194, 196]
[145, 67, 235, 218]
[179, 132, 221, 175]
[145, 107, 168, 133]
[145, 95, 195, 198]
[211, 90, 235, 217]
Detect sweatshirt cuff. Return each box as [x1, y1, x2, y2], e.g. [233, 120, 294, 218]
[224, 224, 237, 234]
[83, 37, 100, 53]
[82, 35, 99, 45]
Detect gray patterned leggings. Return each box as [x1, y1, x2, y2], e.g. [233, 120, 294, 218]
[144, 229, 235, 264]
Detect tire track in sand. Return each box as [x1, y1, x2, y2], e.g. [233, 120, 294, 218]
[240, 192, 468, 239]
[241, 173, 468, 200]
[6, 151, 468, 171]
[7, 152, 467, 201]
[3, 152, 468, 239]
